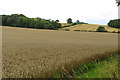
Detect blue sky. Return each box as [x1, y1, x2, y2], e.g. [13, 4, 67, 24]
[0, 0, 118, 25]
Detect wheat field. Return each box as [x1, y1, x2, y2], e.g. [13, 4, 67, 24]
[60, 24, 119, 32]
[2, 26, 118, 78]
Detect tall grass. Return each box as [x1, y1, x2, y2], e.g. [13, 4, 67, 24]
[52, 54, 119, 79]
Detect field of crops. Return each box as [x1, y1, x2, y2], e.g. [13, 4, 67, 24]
[52, 54, 119, 78]
[2, 26, 118, 78]
[59, 24, 119, 32]
[60, 23, 70, 26]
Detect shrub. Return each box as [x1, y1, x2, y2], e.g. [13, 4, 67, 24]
[112, 31, 116, 33]
[96, 26, 107, 32]
[74, 30, 80, 31]
[62, 25, 72, 27]
[88, 30, 92, 32]
[117, 31, 120, 33]
[71, 23, 77, 26]
[64, 29, 70, 31]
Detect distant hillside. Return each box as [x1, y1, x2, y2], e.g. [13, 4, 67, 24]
[60, 23, 70, 26]
[59, 24, 119, 32]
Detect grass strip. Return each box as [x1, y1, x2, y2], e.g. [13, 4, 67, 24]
[52, 54, 119, 78]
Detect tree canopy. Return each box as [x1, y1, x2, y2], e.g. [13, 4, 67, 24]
[1, 14, 61, 30]
[67, 18, 73, 24]
[107, 19, 120, 28]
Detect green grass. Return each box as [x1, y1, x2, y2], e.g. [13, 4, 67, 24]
[52, 54, 119, 78]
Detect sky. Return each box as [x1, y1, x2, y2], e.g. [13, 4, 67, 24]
[0, 0, 118, 25]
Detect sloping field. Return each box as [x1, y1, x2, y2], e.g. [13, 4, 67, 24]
[2, 26, 118, 78]
[59, 24, 119, 32]
[61, 23, 70, 26]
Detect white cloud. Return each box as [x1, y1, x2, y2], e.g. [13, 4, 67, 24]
[0, 0, 118, 25]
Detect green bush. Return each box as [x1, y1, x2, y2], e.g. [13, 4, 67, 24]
[71, 23, 77, 26]
[65, 29, 70, 31]
[117, 31, 120, 33]
[96, 26, 107, 32]
[88, 30, 92, 32]
[112, 31, 116, 33]
[63, 29, 70, 31]
[63, 25, 71, 27]
[74, 30, 80, 31]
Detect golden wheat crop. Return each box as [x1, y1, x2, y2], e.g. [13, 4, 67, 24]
[59, 24, 119, 32]
[2, 26, 118, 78]
[60, 23, 70, 26]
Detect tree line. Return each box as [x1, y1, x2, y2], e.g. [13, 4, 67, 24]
[2, 14, 119, 29]
[107, 19, 120, 28]
[66, 18, 88, 24]
[1, 14, 88, 30]
[1, 14, 61, 29]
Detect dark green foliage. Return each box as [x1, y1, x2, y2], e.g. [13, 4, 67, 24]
[67, 18, 73, 24]
[75, 20, 88, 24]
[73, 63, 95, 76]
[112, 31, 116, 33]
[62, 23, 76, 28]
[55, 20, 59, 23]
[96, 26, 107, 32]
[79, 22, 88, 24]
[108, 19, 120, 28]
[62, 24, 72, 28]
[71, 23, 77, 25]
[118, 31, 120, 33]
[62, 22, 88, 28]
[74, 30, 80, 31]
[76, 20, 80, 24]
[63, 25, 71, 27]
[1, 14, 61, 30]
[64, 29, 70, 31]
